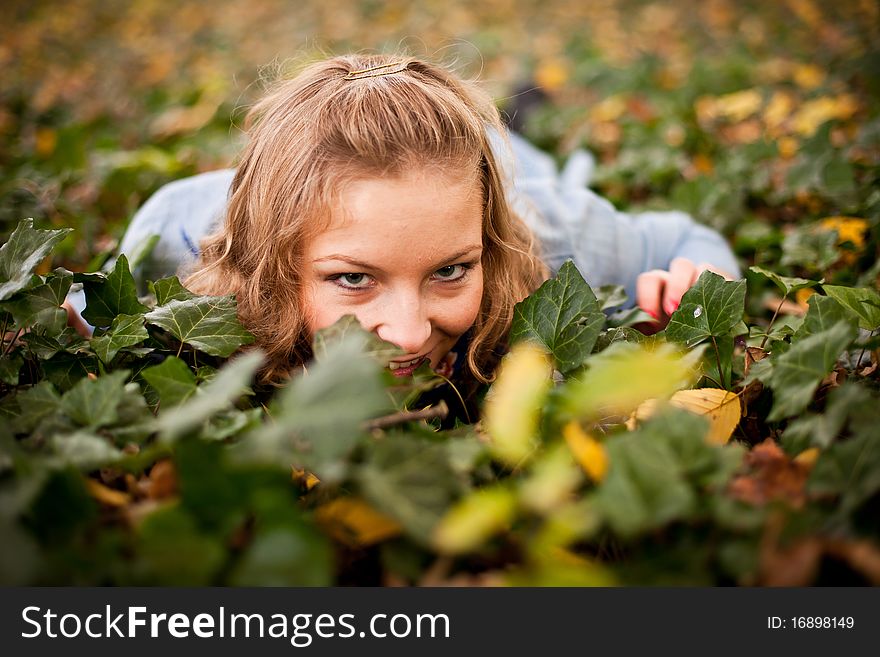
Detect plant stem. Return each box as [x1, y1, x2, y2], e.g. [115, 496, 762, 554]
[711, 335, 727, 390]
[857, 329, 875, 371]
[759, 297, 786, 350]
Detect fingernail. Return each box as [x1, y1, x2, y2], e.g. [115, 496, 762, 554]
[666, 300, 680, 316]
[646, 309, 659, 320]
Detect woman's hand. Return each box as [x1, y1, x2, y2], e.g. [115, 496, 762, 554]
[61, 300, 93, 338]
[636, 257, 733, 328]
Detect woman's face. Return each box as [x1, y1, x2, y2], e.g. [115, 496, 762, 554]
[302, 167, 485, 377]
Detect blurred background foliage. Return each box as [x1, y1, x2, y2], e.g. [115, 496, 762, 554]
[1, 0, 878, 287]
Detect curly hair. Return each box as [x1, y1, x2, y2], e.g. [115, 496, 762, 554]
[185, 53, 546, 383]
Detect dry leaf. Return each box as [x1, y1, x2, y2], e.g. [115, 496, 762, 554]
[146, 459, 177, 500]
[562, 421, 608, 483]
[292, 467, 320, 491]
[728, 438, 809, 507]
[315, 497, 402, 548]
[630, 388, 741, 445]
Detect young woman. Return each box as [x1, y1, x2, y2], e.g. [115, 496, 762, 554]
[66, 53, 739, 390]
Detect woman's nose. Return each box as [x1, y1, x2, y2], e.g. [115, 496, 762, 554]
[374, 299, 432, 356]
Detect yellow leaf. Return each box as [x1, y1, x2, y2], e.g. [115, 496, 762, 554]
[590, 95, 627, 123]
[483, 343, 553, 468]
[85, 479, 131, 507]
[697, 89, 763, 124]
[35, 127, 57, 157]
[794, 447, 820, 469]
[792, 95, 859, 136]
[535, 58, 569, 92]
[562, 422, 608, 483]
[795, 287, 815, 311]
[793, 64, 825, 90]
[786, 0, 823, 28]
[763, 91, 795, 135]
[778, 136, 799, 159]
[519, 443, 583, 513]
[631, 388, 741, 445]
[315, 497, 401, 547]
[433, 486, 516, 555]
[819, 216, 868, 250]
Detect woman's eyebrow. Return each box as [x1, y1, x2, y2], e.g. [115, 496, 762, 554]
[313, 245, 483, 270]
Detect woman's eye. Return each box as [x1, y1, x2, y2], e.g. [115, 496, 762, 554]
[432, 264, 468, 282]
[331, 273, 373, 289]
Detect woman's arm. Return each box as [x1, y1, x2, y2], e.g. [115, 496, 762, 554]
[496, 131, 740, 321]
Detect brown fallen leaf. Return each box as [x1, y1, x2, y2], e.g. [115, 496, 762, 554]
[728, 438, 810, 508]
[315, 497, 402, 548]
[145, 459, 177, 500]
[744, 346, 767, 378]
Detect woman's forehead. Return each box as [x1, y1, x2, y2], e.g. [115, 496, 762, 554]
[305, 168, 484, 264]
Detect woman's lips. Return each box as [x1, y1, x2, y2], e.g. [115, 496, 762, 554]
[388, 355, 428, 377]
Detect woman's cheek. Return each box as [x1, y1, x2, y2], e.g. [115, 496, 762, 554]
[441, 277, 484, 337]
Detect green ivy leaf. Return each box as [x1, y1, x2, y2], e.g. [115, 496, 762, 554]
[82, 254, 149, 327]
[90, 314, 149, 364]
[60, 370, 131, 428]
[594, 415, 699, 537]
[793, 294, 854, 340]
[50, 430, 123, 469]
[11, 381, 61, 435]
[356, 434, 464, 545]
[748, 265, 821, 297]
[145, 294, 254, 357]
[312, 314, 402, 364]
[149, 276, 196, 306]
[0, 219, 72, 301]
[510, 260, 605, 373]
[0, 269, 72, 335]
[140, 356, 197, 408]
[0, 352, 22, 385]
[822, 285, 880, 331]
[41, 352, 97, 391]
[767, 321, 858, 421]
[783, 384, 874, 453]
[780, 228, 840, 272]
[130, 506, 226, 586]
[595, 284, 628, 311]
[666, 271, 746, 347]
[808, 427, 880, 518]
[156, 350, 263, 441]
[240, 331, 389, 484]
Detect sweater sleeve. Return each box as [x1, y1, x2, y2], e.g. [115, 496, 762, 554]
[116, 168, 236, 290]
[495, 130, 741, 306]
[65, 169, 234, 328]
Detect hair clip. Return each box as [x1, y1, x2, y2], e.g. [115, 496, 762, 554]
[344, 61, 410, 80]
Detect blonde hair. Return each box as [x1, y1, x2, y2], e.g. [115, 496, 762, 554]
[186, 53, 546, 383]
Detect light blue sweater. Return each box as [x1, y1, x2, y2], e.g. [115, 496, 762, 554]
[68, 131, 740, 318]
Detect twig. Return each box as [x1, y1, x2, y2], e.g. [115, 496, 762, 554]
[759, 297, 787, 350]
[2, 328, 22, 357]
[364, 401, 449, 431]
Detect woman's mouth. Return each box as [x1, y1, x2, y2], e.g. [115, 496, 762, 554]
[388, 355, 429, 377]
